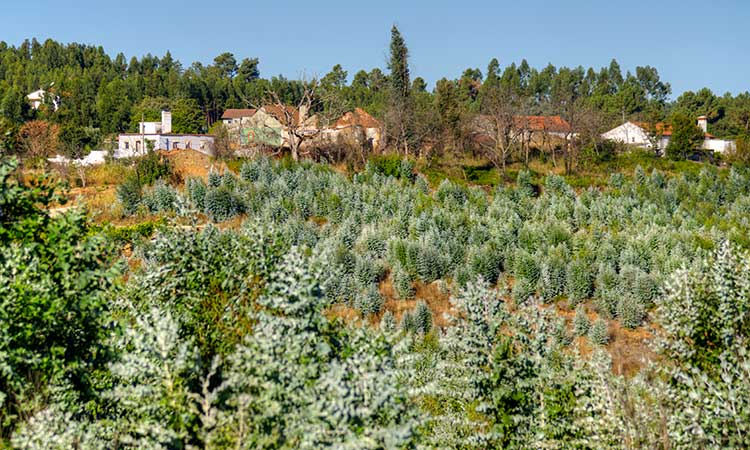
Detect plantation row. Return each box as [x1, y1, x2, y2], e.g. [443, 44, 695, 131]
[120, 156, 750, 332]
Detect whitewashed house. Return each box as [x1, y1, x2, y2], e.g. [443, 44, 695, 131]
[117, 110, 214, 156]
[602, 116, 735, 154]
[27, 88, 59, 111]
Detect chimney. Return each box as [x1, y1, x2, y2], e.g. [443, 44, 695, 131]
[697, 115, 708, 133]
[161, 110, 172, 134]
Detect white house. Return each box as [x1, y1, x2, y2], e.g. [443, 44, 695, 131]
[27, 88, 59, 111]
[602, 116, 736, 154]
[117, 110, 215, 156]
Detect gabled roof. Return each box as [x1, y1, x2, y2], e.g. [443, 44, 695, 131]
[334, 108, 381, 129]
[221, 108, 257, 119]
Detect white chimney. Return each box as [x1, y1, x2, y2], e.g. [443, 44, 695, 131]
[697, 115, 708, 133]
[161, 110, 172, 134]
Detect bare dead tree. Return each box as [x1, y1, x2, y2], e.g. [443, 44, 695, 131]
[474, 87, 522, 173]
[238, 79, 348, 161]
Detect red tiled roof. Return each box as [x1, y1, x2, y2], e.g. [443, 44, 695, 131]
[334, 108, 381, 129]
[632, 121, 714, 139]
[513, 115, 571, 133]
[221, 108, 257, 119]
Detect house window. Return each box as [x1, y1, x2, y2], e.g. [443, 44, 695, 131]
[136, 141, 141, 151]
[173, 142, 178, 149]
[632, 137, 635, 142]
[124, 142, 129, 150]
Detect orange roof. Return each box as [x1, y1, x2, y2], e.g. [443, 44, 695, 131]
[632, 121, 714, 139]
[334, 108, 381, 129]
[514, 115, 571, 133]
[221, 108, 257, 119]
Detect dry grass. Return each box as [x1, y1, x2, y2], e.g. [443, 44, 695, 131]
[165, 149, 223, 180]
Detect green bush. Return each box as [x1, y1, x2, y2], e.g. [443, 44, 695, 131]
[414, 300, 432, 334]
[204, 186, 243, 222]
[116, 175, 142, 215]
[588, 318, 609, 345]
[573, 304, 591, 336]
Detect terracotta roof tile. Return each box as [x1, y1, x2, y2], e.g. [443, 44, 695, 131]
[221, 108, 257, 119]
[334, 108, 381, 129]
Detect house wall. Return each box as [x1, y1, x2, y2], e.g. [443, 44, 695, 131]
[703, 138, 735, 153]
[225, 110, 285, 147]
[117, 134, 214, 156]
[602, 122, 653, 148]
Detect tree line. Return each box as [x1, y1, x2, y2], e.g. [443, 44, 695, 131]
[0, 31, 749, 165]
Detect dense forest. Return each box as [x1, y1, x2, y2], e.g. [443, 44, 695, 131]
[1, 32, 749, 161]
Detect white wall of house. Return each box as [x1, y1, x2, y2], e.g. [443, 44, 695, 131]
[601, 122, 654, 148]
[117, 134, 214, 155]
[703, 138, 735, 153]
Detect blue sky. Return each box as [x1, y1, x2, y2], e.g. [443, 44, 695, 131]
[4, 0, 748, 97]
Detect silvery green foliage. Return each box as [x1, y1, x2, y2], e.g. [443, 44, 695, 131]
[420, 279, 508, 447]
[414, 279, 578, 448]
[392, 263, 415, 300]
[204, 186, 243, 222]
[617, 294, 646, 329]
[13, 307, 204, 449]
[207, 167, 222, 187]
[354, 283, 384, 316]
[566, 257, 593, 306]
[380, 310, 397, 333]
[654, 242, 750, 448]
[573, 304, 591, 336]
[413, 300, 432, 335]
[220, 248, 418, 449]
[588, 319, 609, 345]
[142, 180, 178, 212]
[186, 177, 207, 211]
[575, 351, 671, 449]
[538, 244, 568, 302]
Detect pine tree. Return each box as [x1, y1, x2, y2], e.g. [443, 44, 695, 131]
[387, 25, 413, 153]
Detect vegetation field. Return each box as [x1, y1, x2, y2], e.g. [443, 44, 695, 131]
[3, 149, 750, 449]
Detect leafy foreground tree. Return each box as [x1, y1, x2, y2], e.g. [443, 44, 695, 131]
[576, 242, 750, 449]
[11, 246, 420, 449]
[0, 157, 118, 439]
[404, 279, 580, 448]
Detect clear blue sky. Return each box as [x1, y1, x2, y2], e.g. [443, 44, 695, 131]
[4, 0, 748, 97]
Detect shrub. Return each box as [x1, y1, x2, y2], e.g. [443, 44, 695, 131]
[400, 311, 416, 333]
[573, 304, 591, 336]
[516, 169, 535, 197]
[186, 177, 207, 211]
[354, 284, 384, 316]
[414, 300, 433, 335]
[208, 167, 222, 187]
[552, 317, 572, 346]
[134, 151, 172, 186]
[393, 264, 415, 300]
[204, 186, 243, 222]
[380, 311, 397, 333]
[617, 295, 645, 329]
[566, 258, 593, 306]
[512, 277, 536, 304]
[588, 319, 609, 345]
[116, 176, 142, 215]
[143, 180, 177, 213]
